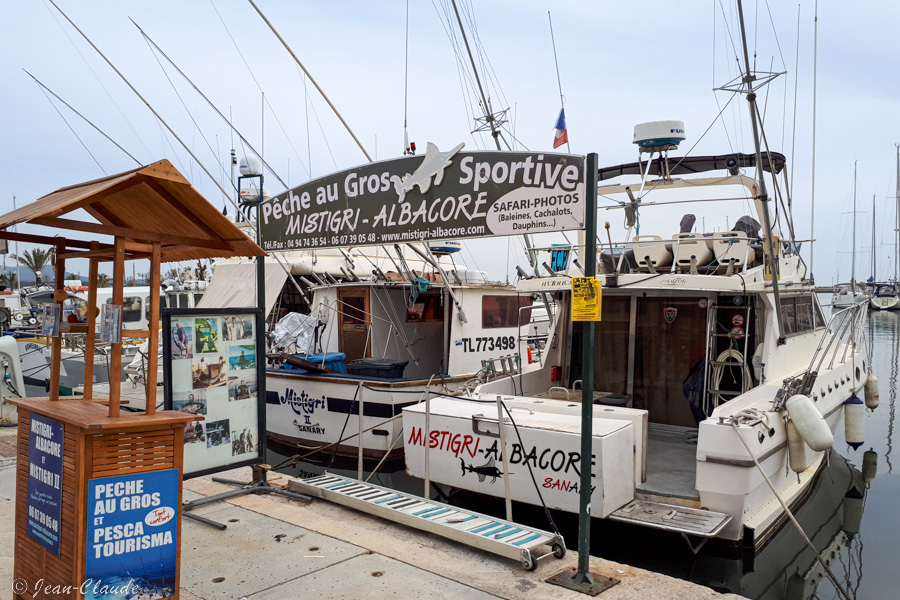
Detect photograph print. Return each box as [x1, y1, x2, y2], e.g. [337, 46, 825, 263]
[170, 318, 194, 359]
[205, 419, 231, 448]
[224, 315, 253, 341]
[228, 344, 257, 371]
[227, 374, 257, 402]
[184, 420, 204, 444]
[192, 354, 228, 388]
[173, 389, 206, 415]
[232, 428, 257, 456]
[195, 317, 219, 354]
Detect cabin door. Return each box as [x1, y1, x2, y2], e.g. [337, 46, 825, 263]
[338, 288, 370, 362]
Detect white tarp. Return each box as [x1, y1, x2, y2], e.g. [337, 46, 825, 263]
[196, 260, 288, 316]
[271, 312, 319, 353]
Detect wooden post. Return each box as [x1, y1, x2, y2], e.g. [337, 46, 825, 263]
[49, 240, 66, 401]
[146, 242, 161, 415]
[83, 243, 100, 400]
[108, 236, 125, 418]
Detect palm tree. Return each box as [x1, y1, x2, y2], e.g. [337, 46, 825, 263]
[0, 271, 16, 287]
[11, 248, 54, 285]
[96, 273, 111, 288]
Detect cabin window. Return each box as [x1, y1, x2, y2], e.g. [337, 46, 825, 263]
[108, 296, 143, 323]
[194, 293, 203, 305]
[781, 295, 823, 335]
[178, 294, 189, 309]
[482, 295, 532, 329]
[406, 295, 443, 322]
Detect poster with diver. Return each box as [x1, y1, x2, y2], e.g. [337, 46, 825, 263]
[85, 469, 178, 599]
[163, 309, 262, 477]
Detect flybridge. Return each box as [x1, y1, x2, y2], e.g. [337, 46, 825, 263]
[259, 146, 586, 251]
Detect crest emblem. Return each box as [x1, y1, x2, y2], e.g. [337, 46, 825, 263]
[664, 307, 678, 323]
[390, 142, 465, 203]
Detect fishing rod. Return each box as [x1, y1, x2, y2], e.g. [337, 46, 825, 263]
[24, 70, 142, 167]
[129, 19, 290, 191]
[46, 0, 243, 217]
[246, 0, 373, 163]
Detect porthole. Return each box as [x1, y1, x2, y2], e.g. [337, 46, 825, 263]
[820, 389, 826, 398]
[856, 367, 862, 382]
[828, 385, 833, 393]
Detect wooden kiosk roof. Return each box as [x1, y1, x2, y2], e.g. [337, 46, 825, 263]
[0, 159, 264, 262]
[1, 159, 265, 419]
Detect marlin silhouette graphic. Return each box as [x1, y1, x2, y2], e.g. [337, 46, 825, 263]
[460, 457, 504, 484]
[390, 142, 465, 203]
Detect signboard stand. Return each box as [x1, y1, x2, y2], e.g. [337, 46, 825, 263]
[1, 160, 265, 599]
[161, 306, 310, 529]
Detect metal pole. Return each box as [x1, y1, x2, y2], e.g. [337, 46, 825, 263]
[495, 395, 513, 522]
[575, 152, 598, 583]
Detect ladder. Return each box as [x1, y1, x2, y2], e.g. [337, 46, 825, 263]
[288, 473, 566, 571]
[703, 295, 753, 413]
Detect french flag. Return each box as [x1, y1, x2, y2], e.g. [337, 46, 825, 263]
[552, 107, 568, 149]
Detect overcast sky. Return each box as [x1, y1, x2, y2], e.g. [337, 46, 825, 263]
[1, 1, 898, 285]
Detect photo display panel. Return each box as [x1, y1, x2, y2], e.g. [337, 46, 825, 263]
[163, 308, 264, 478]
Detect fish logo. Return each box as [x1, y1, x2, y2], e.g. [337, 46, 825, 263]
[460, 457, 505, 484]
[390, 142, 465, 203]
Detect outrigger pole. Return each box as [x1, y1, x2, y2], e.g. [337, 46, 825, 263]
[246, 0, 373, 164]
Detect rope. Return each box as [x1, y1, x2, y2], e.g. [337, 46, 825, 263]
[406, 276, 431, 309]
[708, 348, 752, 412]
[729, 423, 853, 600]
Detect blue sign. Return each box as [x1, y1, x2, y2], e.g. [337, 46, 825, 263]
[26, 413, 64, 555]
[85, 469, 179, 600]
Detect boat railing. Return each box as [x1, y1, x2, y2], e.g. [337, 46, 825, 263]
[776, 302, 868, 406]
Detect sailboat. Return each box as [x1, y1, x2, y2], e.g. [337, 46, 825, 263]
[870, 146, 900, 310]
[832, 162, 869, 308]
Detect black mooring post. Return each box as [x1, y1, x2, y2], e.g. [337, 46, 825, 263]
[575, 152, 599, 583]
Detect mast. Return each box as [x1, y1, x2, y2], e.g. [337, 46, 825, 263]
[852, 161, 857, 292]
[736, 0, 787, 343]
[896, 144, 899, 283]
[873, 193, 877, 282]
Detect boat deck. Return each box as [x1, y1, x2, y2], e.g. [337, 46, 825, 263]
[636, 426, 699, 502]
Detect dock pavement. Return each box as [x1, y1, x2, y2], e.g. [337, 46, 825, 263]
[0, 425, 746, 599]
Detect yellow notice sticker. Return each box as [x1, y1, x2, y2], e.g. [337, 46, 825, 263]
[571, 277, 602, 321]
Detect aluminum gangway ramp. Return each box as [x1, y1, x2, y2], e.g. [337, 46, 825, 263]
[288, 473, 566, 570]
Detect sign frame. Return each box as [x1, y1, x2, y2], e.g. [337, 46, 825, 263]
[162, 307, 266, 479]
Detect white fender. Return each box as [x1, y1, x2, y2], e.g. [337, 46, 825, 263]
[843, 393, 864, 450]
[785, 394, 833, 452]
[864, 371, 879, 409]
[785, 418, 810, 473]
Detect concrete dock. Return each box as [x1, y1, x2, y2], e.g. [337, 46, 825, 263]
[0, 425, 746, 599]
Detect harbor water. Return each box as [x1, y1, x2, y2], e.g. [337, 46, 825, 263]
[268, 303, 899, 600]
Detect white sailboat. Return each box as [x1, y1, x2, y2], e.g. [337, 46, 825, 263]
[832, 162, 868, 308]
[870, 145, 900, 310]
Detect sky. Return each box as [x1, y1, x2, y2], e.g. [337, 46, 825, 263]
[1, 0, 898, 285]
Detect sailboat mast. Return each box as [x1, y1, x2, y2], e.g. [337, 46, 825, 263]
[896, 143, 899, 282]
[736, 0, 787, 342]
[873, 194, 877, 281]
[852, 161, 857, 290]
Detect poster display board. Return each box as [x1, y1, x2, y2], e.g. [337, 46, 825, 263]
[259, 146, 586, 250]
[85, 469, 179, 599]
[571, 277, 602, 321]
[26, 413, 64, 555]
[162, 308, 265, 478]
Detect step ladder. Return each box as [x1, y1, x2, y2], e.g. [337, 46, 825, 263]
[703, 296, 754, 412]
[288, 473, 566, 571]
[608, 499, 731, 538]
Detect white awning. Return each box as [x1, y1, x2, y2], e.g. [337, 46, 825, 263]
[196, 260, 288, 316]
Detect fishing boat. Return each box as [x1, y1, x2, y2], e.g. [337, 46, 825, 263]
[258, 244, 533, 461]
[401, 119, 874, 549]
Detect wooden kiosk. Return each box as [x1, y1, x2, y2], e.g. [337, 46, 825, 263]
[5, 160, 264, 599]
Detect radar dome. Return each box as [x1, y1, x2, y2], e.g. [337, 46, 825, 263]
[239, 154, 262, 176]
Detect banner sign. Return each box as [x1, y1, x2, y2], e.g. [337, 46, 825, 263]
[259, 144, 585, 251]
[85, 469, 178, 599]
[163, 308, 265, 478]
[26, 413, 64, 555]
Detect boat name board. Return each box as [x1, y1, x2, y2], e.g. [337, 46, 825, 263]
[259, 146, 585, 250]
